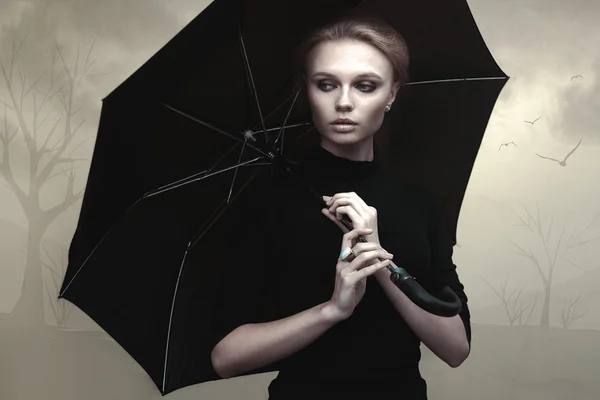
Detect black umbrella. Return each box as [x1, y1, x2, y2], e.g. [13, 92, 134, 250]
[59, 0, 508, 395]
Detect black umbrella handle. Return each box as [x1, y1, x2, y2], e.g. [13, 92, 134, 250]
[338, 213, 462, 318]
[387, 264, 462, 317]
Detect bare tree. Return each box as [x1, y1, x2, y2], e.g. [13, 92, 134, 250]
[560, 293, 587, 329]
[508, 202, 599, 328]
[15, 241, 74, 327]
[0, 32, 98, 328]
[479, 274, 537, 326]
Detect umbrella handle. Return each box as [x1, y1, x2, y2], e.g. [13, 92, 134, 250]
[388, 263, 462, 317]
[337, 213, 462, 317]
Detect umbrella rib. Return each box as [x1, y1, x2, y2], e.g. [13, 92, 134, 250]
[59, 198, 145, 296]
[274, 89, 301, 155]
[295, 125, 317, 141]
[239, 33, 272, 148]
[249, 89, 301, 132]
[159, 102, 272, 159]
[162, 249, 189, 393]
[189, 164, 265, 249]
[405, 76, 508, 86]
[227, 140, 249, 203]
[149, 140, 247, 194]
[243, 122, 312, 145]
[203, 139, 246, 176]
[145, 156, 265, 198]
[259, 122, 311, 134]
[191, 198, 234, 245]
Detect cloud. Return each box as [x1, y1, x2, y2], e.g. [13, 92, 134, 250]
[556, 57, 600, 144]
[469, 0, 600, 145]
[1, 0, 211, 97]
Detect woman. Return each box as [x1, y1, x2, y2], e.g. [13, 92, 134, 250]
[210, 13, 471, 400]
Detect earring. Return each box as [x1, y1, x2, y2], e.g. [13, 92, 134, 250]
[385, 104, 392, 112]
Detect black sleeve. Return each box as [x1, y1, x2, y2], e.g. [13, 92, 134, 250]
[209, 192, 278, 351]
[425, 195, 472, 345]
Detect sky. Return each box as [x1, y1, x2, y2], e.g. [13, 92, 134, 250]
[0, 0, 599, 329]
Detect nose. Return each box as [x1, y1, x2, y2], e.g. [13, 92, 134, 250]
[335, 89, 354, 112]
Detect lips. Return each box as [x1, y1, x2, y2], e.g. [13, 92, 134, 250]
[331, 119, 357, 125]
[331, 123, 358, 133]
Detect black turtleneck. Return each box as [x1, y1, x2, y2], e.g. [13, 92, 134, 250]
[211, 145, 471, 400]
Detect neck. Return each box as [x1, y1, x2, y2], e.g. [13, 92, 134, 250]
[319, 137, 374, 162]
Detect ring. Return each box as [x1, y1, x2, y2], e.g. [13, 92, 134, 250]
[339, 246, 355, 261]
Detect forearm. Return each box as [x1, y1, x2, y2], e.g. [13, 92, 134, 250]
[211, 300, 342, 378]
[374, 268, 470, 367]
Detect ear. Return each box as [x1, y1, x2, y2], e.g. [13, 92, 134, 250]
[388, 81, 401, 104]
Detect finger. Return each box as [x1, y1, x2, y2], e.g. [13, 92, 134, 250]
[329, 195, 370, 216]
[346, 249, 394, 271]
[326, 192, 355, 205]
[335, 205, 364, 226]
[321, 208, 337, 223]
[342, 227, 373, 248]
[328, 197, 357, 212]
[331, 201, 369, 224]
[353, 195, 371, 214]
[347, 259, 392, 283]
[322, 208, 350, 233]
[352, 242, 392, 258]
[328, 192, 370, 212]
[351, 242, 380, 256]
[325, 193, 341, 206]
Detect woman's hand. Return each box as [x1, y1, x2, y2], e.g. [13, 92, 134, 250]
[321, 192, 380, 244]
[326, 227, 394, 321]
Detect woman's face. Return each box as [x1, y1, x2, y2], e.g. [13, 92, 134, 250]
[305, 39, 399, 151]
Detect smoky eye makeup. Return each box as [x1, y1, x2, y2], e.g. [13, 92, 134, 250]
[315, 80, 379, 93]
[356, 82, 377, 92]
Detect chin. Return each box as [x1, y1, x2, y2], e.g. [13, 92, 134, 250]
[327, 131, 372, 146]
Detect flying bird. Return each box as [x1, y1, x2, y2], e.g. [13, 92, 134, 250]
[571, 75, 583, 81]
[535, 139, 582, 167]
[498, 141, 517, 151]
[524, 116, 542, 125]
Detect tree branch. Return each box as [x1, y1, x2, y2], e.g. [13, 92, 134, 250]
[507, 238, 548, 285]
[41, 162, 85, 224]
[479, 274, 534, 325]
[0, 109, 27, 204]
[560, 293, 587, 328]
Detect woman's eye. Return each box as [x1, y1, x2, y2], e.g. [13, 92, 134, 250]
[316, 82, 375, 92]
[317, 82, 335, 91]
[356, 83, 376, 92]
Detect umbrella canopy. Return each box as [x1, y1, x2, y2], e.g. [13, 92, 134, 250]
[60, 0, 508, 395]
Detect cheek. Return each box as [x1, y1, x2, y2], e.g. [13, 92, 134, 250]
[362, 95, 388, 113]
[361, 99, 387, 123]
[307, 91, 330, 122]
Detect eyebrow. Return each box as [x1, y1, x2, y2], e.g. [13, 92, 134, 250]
[311, 72, 383, 80]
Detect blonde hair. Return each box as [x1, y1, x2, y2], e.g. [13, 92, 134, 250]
[295, 12, 410, 86]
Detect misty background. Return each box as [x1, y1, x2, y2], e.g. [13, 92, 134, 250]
[1, 0, 599, 399]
